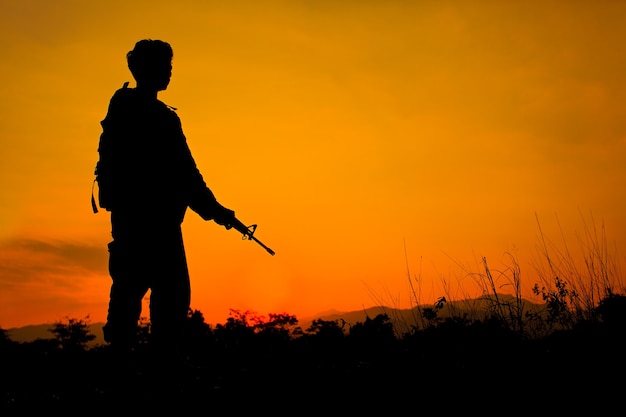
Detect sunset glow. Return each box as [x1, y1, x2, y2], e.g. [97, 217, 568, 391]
[1, 1, 625, 329]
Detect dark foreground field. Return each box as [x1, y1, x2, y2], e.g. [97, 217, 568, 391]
[2, 304, 625, 415]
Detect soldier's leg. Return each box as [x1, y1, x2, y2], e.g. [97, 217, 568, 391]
[103, 240, 150, 351]
[148, 229, 191, 366]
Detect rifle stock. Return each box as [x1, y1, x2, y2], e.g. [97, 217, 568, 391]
[226, 217, 275, 256]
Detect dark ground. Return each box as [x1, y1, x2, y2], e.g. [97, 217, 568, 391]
[4, 303, 626, 415]
[2, 336, 624, 416]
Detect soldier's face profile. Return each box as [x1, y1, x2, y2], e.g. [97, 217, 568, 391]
[154, 61, 172, 91]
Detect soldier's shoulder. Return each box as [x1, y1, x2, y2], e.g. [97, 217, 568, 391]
[157, 99, 178, 113]
[108, 82, 135, 105]
[156, 100, 180, 123]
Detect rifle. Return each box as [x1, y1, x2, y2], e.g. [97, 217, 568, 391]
[226, 217, 275, 256]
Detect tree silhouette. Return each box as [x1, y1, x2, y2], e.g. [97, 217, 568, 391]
[0, 327, 12, 346]
[48, 316, 95, 353]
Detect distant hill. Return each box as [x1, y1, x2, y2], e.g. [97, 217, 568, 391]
[5, 294, 544, 344]
[299, 293, 545, 336]
[6, 322, 106, 346]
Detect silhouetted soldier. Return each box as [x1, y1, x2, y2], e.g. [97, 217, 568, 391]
[96, 39, 236, 371]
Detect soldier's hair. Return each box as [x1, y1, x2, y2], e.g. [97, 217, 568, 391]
[126, 39, 173, 82]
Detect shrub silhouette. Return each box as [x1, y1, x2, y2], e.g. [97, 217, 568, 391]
[48, 316, 96, 353]
[595, 292, 626, 329]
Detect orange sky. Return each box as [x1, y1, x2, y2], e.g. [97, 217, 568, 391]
[1, 0, 625, 329]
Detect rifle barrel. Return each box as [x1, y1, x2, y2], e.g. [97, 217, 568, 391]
[251, 235, 275, 256]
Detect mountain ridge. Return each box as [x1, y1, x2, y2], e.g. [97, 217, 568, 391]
[5, 294, 544, 344]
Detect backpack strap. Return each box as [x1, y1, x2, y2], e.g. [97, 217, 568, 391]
[91, 177, 98, 214]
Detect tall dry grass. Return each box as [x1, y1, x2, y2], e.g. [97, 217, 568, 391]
[369, 211, 625, 339]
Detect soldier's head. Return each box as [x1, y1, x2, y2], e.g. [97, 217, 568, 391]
[127, 39, 173, 91]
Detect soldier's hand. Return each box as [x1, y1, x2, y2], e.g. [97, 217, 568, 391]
[213, 204, 235, 228]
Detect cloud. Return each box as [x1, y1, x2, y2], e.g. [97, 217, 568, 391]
[0, 237, 107, 290]
[0, 236, 111, 327]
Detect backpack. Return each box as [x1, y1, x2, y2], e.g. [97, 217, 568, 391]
[91, 82, 130, 214]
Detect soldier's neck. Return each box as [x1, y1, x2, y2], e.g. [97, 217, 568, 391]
[135, 85, 159, 100]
